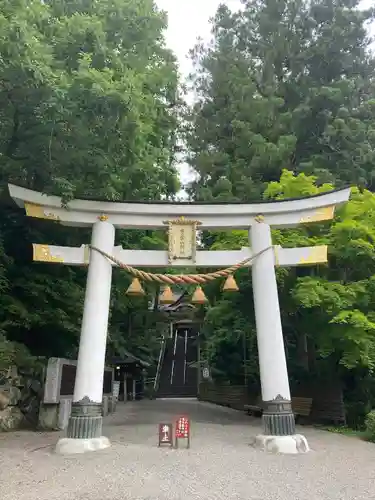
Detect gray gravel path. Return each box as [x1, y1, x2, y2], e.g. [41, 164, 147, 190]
[1, 398, 374, 500]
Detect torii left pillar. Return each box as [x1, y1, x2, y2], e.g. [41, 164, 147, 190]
[56, 218, 115, 454]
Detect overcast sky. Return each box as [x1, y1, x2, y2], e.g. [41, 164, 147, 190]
[155, 0, 374, 186]
[156, 0, 242, 79]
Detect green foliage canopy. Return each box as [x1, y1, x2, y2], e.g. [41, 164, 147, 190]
[186, 0, 375, 202]
[0, 0, 180, 366]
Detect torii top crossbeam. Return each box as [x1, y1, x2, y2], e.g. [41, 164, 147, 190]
[8, 184, 351, 229]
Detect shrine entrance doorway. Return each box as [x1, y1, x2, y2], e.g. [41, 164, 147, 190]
[157, 326, 198, 399]
[8, 183, 350, 455]
[155, 290, 199, 399]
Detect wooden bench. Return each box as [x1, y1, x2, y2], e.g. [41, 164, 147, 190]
[292, 397, 313, 419]
[245, 396, 313, 421]
[244, 398, 263, 416]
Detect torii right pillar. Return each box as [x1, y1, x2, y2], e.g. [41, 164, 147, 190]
[251, 217, 308, 454]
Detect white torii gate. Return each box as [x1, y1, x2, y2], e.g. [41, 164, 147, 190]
[8, 183, 350, 455]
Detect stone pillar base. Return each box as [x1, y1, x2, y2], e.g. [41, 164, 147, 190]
[55, 436, 110, 455]
[262, 411, 295, 435]
[254, 434, 309, 454]
[57, 397, 111, 454]
[67, 397, 102, 439]
[262, 395, 296, 435]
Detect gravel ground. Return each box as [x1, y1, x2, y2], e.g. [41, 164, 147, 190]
[1, 398, 374, 500]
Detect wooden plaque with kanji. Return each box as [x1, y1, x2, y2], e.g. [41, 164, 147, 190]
[175, 417, 190, 448]
[158, 423, 173, 447]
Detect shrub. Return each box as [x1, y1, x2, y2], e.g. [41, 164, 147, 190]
[143, 384, 156, 400]
[0, 336, 33, 377]
[364, 410, 375, 438]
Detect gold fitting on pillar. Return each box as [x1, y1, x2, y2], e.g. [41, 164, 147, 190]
[273, 245, 281, 267]
[98, 214, 109, 221]
[191, 286, 208, 305]
[222, 275, 239, 292]
[254, 214, 265, 223]
[159, 286, 175, 305]
[126, 278, 145, 296]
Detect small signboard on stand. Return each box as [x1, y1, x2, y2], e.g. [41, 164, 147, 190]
[175, 416, 190, 449]
[158, 423, 173, 448]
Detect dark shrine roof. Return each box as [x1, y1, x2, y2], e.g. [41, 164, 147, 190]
[148, 287, 195, 312]
[111, 349, 150, 368]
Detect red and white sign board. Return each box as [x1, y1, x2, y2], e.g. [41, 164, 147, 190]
[175, 416, 190, 448]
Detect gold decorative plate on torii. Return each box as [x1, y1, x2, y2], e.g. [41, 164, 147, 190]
[163, 216, 201, 264]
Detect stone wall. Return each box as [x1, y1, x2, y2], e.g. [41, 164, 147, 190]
[0, 380, 23, 431]
[0, 358, 118, 432]
[0, 364, 45, 431]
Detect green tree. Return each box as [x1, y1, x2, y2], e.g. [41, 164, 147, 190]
[186, 1, 375, 422]
[200, 169, 375, 426]
[268, 171, 375, 426]
[1, 0, 180, 200]
[265, 170, 375, 372]
[186, 0, 375, 202]
[0, 0, 180, 366]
